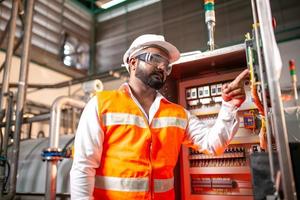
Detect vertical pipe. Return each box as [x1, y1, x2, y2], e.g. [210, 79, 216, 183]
[28, 122, 32, 139]
[45, 97, 85, 200]
[0, 1, 19, 198]
[46, 160, 58, 200]
[67, 108, 72, 134]
[71, 108, 76, 134]
[10, 0, 35, 198]
[250, 0, 276, 183]
[159, 0, 165, 35]
[0, 92, 13, 198]
[0, 18, 10, 47]
[0, 33, 25, 73]
[2, 92, 14, 157]
[0, 0, 19, 121]
[45, 100, 62, 200]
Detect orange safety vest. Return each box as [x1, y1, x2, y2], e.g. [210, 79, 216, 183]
[93, 87, 188, 200]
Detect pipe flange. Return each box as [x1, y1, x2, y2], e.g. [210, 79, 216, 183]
[41, 148, 63, 161]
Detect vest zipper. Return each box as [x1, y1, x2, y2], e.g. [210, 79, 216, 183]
[129, 96, 154, 198]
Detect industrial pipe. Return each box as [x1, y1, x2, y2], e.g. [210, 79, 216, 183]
[0, 0, 19, 122]
[0, 18, 10, 47]
[9, 0, 35, 199]
[0, 0, 25, 73]
[0, 92, 13, 197]
[0, 34, 25, 73]
[45, 96, 85, 200]
[0, 0, 24, 48]
[0, 68, 126, 90]
[2, 92, 13, 158]
[0, 1, 19, 198]
[0, 113, 51, 128]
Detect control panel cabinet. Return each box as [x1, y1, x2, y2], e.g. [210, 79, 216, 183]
[169, 44, 259, 200]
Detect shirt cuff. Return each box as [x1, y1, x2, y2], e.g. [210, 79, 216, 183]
[219, 100, 238, 120]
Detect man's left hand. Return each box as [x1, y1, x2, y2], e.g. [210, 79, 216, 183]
[222, 69, 249, 107]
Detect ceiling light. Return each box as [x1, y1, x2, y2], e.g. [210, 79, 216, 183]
[96, 0, 127, 9]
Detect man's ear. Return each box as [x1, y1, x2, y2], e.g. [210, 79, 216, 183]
[128, 57, 137, 72]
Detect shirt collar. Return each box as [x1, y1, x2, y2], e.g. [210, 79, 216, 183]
[119, 82, 170, 103]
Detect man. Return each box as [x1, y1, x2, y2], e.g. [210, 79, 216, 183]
[70, 34, 249, 200]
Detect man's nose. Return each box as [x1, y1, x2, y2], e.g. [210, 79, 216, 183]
[156, 62, 166, 71]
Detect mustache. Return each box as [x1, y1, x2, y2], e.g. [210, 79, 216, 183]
[151, 70, 164, 78]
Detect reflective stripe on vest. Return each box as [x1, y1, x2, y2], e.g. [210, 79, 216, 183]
[152, 117, 187, 129]
[95, 176, 174, 193]
[154, 177, 174, 193]
[102, 112, 147, 128]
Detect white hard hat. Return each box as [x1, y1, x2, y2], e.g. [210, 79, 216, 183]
[122, 34, 180, 72]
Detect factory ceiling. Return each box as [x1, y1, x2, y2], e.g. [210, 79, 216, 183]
[72, 0, 139, 14]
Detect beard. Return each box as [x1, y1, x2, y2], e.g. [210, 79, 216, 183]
[135, 63, 166, 90]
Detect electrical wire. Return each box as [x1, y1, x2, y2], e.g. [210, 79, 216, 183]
[60, 136, 76, 158]
[246, 33, 265, 115]
[245, 32, 267, 149]
[62, 136, 75, 152]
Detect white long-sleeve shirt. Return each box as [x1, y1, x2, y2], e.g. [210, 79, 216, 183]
[70, 84, 239, 200]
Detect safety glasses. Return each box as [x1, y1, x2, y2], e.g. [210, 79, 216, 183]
[135, 52, 172, 75]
